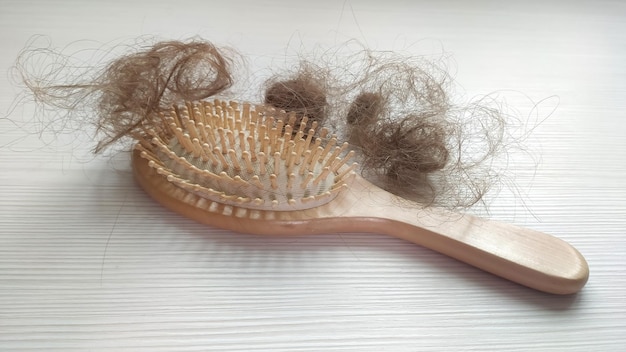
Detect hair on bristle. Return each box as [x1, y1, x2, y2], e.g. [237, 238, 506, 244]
[327, 49, 511, 209]
[17, 38, 237, 152]
[347, 101, 452, 206]
[95, 40, 236, 152]
[16, 38, 526, 210]
[264, 72, 328, 133]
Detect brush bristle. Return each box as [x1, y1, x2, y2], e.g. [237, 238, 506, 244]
[135, 99, 356, 211]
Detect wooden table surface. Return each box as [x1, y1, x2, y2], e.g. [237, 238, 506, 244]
[1, 1, 625, 351]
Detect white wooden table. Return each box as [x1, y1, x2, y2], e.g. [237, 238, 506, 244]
[1, 1, 625, 350]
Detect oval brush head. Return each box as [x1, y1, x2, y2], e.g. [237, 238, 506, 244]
[135, 100, 356, 211]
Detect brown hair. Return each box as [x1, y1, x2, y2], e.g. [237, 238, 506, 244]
[264, 73, 328, 133]
[17, 39, 236, 152]
[17, 38, 521, 209]
[260, 50, 506, 208]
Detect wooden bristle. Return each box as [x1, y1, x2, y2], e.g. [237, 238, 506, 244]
[139, 99, 355, 211]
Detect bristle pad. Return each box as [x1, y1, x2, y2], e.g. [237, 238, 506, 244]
[138, 99, 355, 211]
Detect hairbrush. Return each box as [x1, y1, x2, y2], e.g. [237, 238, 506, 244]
[132, 99, 588, 294]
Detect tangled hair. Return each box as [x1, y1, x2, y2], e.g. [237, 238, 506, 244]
[16, 38, 525, 209]
[17, 38, 236, 152]
[264, 73, 328, 133]
[262, 48, 513, 208]
[346, 92, 384, 126]
[346, 92, 449, 200]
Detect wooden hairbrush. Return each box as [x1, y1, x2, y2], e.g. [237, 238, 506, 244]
[132, 99, 588, 294]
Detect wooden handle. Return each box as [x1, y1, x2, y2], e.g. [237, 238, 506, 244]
[366, 211, 589, 294]
[132, 150, 589, 295]
[335, 177, 590, 295]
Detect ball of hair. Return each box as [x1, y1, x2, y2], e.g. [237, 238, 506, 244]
[346, 92, 384, 126]
[264, 76, 328, 131]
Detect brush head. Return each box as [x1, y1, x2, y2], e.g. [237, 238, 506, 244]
[135, 99, 356, 211]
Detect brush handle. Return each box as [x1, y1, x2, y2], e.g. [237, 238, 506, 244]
[132, 150, 589, 294]
[379, 212, 589, 295]
[320, 176, 590, 295]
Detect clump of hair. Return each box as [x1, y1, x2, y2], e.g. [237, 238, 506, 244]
[334, 52, 454, 206]
[16, 38, 237, 152]
[345, 89, 511, 208]
[263, 70, 329, 133]
[356, 109, 450, 178]
[346, 92, 384, 127]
